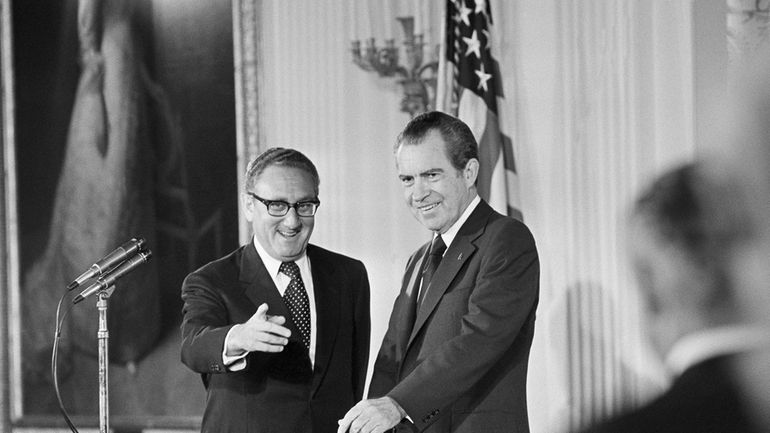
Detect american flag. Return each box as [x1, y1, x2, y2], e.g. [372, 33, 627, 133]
[437, 0, 522, 220]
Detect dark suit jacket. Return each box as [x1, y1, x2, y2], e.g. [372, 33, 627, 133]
[180, 242, 370, 433]
[369, 200, 540, 433]
[579, 354, 762, 433]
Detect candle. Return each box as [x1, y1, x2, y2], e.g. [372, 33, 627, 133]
[365, 0, 373, 40]
[383, 0, 394, 40]
[349, 0, 358, 41]
[414, 0, 423, 36]
[418, 0, 426, 47]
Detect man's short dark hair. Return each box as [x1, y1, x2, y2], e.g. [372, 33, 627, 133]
[632, 163, 741, 293]
[634, 164, 706, 260]
[395, 111, 479, 171]
[245, 147, 320, 195]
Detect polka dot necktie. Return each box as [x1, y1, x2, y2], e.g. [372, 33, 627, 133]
[279, 261, 311, 349]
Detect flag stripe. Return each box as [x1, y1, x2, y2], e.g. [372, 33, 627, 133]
[477, 111, 504, 201]
[439, 0, 523, 220]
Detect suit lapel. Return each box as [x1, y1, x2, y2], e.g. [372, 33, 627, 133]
[307, 245, 341, 395]
[408, 202, 493, 347]
[240, 243, 336, 393]
[239, 243, 291, 319]
[398, 245, 429, 348]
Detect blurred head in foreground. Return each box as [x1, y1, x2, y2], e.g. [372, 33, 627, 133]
[627, 163, 746, 361]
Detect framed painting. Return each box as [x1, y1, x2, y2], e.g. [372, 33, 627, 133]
[1, 0, 261, 430]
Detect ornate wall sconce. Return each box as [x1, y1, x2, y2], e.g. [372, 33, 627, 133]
[727, 0, 770, 66]
[351, 17, 438, 117]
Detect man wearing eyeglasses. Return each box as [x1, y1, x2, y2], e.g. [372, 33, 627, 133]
[181, 147, 371, 433]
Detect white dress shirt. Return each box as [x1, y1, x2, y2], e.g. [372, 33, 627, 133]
[664, 325, 769, 377]
[223, 237, 317, 369]
[417, 195, 480, 297]
[439, 195, 481, 249]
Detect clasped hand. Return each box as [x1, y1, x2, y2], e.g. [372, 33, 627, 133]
[226, 303, 291, 354]
[337, 396, 406, 433]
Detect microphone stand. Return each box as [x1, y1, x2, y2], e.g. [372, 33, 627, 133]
[96, 286, 115, 433]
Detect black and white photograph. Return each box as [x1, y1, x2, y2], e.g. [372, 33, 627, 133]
[1, 1, 769, 433]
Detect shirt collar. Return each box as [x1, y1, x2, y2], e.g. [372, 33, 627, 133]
[252, 236, 309, 278]
[664, 325, 770, 377]
[436, 195, 480, 249]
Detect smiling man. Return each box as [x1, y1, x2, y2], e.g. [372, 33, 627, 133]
[338, 112, 540, 433]
[181, 147, 371, 433]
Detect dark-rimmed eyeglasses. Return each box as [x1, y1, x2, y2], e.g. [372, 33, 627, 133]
[247, 192, 320, 217]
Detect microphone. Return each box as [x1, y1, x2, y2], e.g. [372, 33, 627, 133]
[66, 238, 146, 290]
[73, 250, 152, 305]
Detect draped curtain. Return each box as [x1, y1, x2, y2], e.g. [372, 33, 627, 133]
[510, 1, 700, 430]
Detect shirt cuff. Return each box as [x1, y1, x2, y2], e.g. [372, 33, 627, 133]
[222, 325, 248, 371]
[388, 395, 411, 422]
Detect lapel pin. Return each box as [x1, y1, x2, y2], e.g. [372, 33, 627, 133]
[457, 253, 463, 260]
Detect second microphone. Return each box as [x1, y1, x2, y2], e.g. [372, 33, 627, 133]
[73, 250, 153, 305]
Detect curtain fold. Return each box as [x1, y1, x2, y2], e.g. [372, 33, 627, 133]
[511, 1, 698, 430]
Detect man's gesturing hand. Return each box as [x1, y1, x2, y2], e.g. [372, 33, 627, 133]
[226, 303, 291, 354]
[337, 396, 406, 433]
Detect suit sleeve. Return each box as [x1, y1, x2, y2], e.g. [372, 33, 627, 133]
[180, 269, 278, 375]
[352, 260, 372, 400]
[367, 299, 400, 397]
[180, 270, 235, 375]
[368, 251, 424, 398]
[388, 221, 540, 427]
